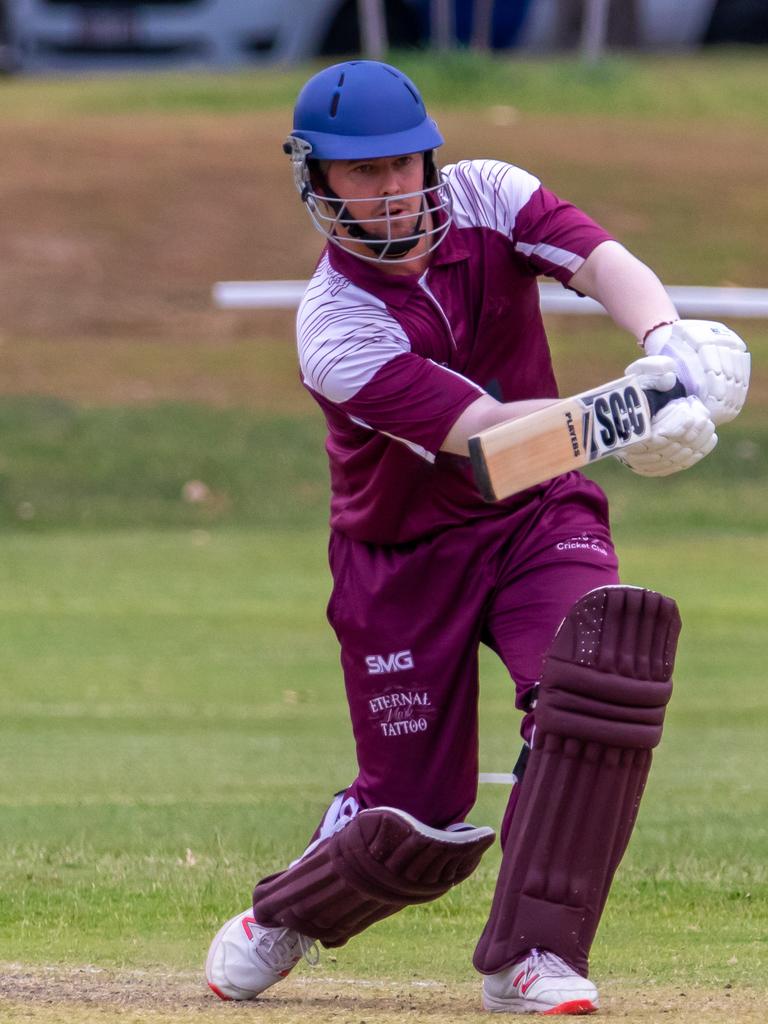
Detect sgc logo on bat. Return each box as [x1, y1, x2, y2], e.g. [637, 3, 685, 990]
[586, 385, 648, 456]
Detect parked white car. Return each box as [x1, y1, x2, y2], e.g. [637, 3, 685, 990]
[7, 0, 420, 72]
[4, 0, 764, 73]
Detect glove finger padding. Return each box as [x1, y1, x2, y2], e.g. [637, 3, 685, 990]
[618, 396, 717, 477]
[623, 354, 679, 393]
[644, 320, 750, 425]
[697, 343, 751, 421]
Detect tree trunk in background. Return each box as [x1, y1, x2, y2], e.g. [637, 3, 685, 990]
[358, 0, 389, 59]
[580, 0, 610, 62]
[431, 0, 455, 50]
[471, 0, 495, 51]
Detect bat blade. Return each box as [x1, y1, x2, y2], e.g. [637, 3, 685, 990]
[469, 375, 685, 502]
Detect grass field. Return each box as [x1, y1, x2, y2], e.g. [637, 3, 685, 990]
[2, 50, 767, 123]
[0, 50, 767, 1023]
[0, 532, 766, 966]
[0, 530, 766, 1022]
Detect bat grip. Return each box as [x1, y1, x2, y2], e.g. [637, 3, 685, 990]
[645, 379, 686, 417]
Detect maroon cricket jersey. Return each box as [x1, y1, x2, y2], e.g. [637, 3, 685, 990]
[297, 160, 614, 544]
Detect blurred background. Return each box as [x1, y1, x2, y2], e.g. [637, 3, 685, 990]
[2, 0, 768, 73]
[0, 0, 766, 989]
[1, 0, 766, 532]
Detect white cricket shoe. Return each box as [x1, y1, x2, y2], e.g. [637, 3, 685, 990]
[205, 908, 317, 1001]
[482, 948, 598, 1015]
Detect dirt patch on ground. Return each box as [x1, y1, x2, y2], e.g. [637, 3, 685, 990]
[0, 110, 309, 345]
[2, 109, 767, 344]
[0, 963, 763, 1024]
[1, 107, 767, 411]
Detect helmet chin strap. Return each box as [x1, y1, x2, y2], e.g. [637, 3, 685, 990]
[342, 210, 425, 259]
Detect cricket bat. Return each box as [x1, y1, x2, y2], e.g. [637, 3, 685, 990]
[469, 375, 687, 502]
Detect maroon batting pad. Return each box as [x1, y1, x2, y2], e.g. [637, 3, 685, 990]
[253, 807, 495, 947]
[474, 586, 680, 977]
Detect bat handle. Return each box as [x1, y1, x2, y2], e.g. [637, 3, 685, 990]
[645, 379, 687, 417]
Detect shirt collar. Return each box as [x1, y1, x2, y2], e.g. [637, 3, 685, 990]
[326, 223, 470, 308]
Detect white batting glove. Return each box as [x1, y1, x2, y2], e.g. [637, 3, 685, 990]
[617, 395, 717, 477]
[643, 319, 750, 425]
[624, 353, 679, 394]
[618, 353, 717, 477]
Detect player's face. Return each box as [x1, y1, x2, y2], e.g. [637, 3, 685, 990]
[325, 154, 426, 242]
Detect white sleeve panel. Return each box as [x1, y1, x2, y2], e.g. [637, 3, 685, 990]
[297, 255, 412, 404]
[442, 159, 541, 238]
[514, 240, 586, 274]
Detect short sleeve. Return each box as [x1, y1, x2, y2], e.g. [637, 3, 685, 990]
[298, 262, 483, 457]
[444, 160, 613, 284]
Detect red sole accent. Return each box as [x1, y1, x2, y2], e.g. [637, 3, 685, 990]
[207, 982, 233, 1002]
[541, 999, 598, 1015]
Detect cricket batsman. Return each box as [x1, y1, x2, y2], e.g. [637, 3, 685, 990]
[205, 61, 750, 1014]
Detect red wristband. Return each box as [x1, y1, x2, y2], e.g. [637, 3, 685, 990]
[642, 319, 678, 345]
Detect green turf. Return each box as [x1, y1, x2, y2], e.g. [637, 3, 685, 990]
[0, 48, 766, 1002]
[1, 51, 767, 124]
[0, 392, 765, 535]
[0, 399, 327, 530]
[0, 529, 765, 987]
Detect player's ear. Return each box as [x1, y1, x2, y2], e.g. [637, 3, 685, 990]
[309, 159, 331, 197]
[310, 161, 346, 217]
[423, 150, 437, 187]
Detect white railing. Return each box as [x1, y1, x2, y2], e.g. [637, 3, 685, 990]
[213, 280, 768, 318]
[478, 772, 515, 785]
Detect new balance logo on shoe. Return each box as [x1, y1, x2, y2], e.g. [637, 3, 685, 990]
[513, 966, 541, 995]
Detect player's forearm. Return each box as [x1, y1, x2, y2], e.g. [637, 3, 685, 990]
[441, 395, 555, 455]
[443, 243, 680, 457]
[570, 240, 678, 343]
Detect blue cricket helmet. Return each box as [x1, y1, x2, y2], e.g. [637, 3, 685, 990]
[289, 60, 444, 160]
[284, 61, 452, 265]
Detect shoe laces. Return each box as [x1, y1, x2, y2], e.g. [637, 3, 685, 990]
[527, 948, 575, 978]
[299, 933, 320, 967]
[256, 927, 319, 970]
